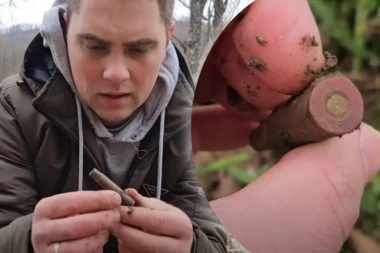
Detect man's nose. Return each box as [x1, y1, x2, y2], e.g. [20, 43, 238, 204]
[103, 57, 130, 84]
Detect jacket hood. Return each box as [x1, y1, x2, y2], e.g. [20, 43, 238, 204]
[40, 2, 179, 143]
[22, 0, 181, 198]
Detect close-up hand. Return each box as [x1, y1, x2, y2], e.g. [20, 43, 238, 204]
[211, 123, 380, 252]
[192, 0, 336, 152]
[31, 190, 121, 253]
[110, 189, 193, 253]
[191, 0, 380, 252]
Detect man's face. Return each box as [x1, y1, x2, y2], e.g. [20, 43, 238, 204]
[65, 0, 172, 127]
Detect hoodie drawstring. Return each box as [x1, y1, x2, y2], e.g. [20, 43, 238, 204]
[156, 109, 165, 200]
[75, 95, 84, 191]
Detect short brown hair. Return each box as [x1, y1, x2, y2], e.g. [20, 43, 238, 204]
[67, 0, 175, 30]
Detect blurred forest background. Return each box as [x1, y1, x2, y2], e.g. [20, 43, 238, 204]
[309, 1, 380, 252]
[0, 0, 379, 252]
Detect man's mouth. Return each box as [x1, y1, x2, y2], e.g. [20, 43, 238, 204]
[98, 93, 132, 107]
[100, 92, 131, 98]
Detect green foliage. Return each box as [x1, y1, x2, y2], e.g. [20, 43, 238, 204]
[373, 101, 380, 131]
[309, 0, 380, 74]
[358, 173, 380, 241]
[341, 240, 356, 253]
[361, 184, 380, 215]
[197, 153, 250, 176]
[225, 167, 256, 185]
[197, 153, 269, 185]
[309, 1, 380, 247]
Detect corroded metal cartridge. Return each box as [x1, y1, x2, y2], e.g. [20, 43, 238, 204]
[250, 73, 364, 151]
[89, 168, 135, 207]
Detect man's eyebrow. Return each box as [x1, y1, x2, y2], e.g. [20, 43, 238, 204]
[77, 34, 158, 48]
[77, 33, 111, 45]
[124, 39, 158, 48]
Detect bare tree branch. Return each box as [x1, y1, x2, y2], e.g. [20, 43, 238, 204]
[180, 0, 241, 77]
[177, 0, 209, 22]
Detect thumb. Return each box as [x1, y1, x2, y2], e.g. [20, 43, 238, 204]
[278, 122, 380, 189]
[211, 123, 380, 252]
[125, 188, 170, 210]
[125, 188, 144, 204]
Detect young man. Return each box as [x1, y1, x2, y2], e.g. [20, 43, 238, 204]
[193, 0, 380, 252]
[0, 0, 238, 252]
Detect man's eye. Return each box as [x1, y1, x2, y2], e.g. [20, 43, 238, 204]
[130, 47, 147, 54]
[84, 43, 107, 53]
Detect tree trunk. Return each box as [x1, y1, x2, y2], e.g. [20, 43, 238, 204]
[213, 0, 228, 29]
[184, 0, 208, 74]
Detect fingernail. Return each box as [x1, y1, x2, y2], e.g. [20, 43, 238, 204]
[359, 124, 380, 183]
[125, 188, 137, 196]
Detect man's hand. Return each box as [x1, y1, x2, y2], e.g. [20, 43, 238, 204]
[192, 0, 327, 152]
[211, 123, 380, 252]
[32, 190, 121, 253]
[111, 189, 193, 253]
[190, 0, 380, 252]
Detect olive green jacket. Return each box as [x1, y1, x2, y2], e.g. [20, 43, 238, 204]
[0, 33, 246, 252]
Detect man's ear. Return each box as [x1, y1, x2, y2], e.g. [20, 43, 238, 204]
[168, 21, 175, 41]
[63, 11, 68, 24]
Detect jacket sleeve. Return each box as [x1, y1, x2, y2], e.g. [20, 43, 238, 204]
[163, 44, 249, 252]
[166, 160, 229, 253]
[0, 85, 37, 252]
[161, 124, 251, 253]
